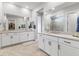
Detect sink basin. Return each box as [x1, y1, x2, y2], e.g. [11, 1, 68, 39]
[72, 34, 79, 38]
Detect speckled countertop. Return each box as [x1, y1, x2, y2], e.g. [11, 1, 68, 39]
[0, 30, 34, 34]
[39, 32, 79, 42]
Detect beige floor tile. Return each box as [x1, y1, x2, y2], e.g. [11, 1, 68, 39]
[0, 41, 48, 56]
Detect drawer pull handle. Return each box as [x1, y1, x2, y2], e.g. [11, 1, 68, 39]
[64, 41, 71, 44]
[48, 41, 51, 46]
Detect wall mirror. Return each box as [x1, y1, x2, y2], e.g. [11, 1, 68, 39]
[50, 15, 65, 32]
[44, 11, 79, 35]
[44, 12, 66, 33]
[5, 14, 26, 30]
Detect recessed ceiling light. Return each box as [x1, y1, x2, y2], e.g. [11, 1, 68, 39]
[22, 8, 27, 11]
[52, 8, 55, 10]
[22, 8, 29, 13]
[7, 4, 16, 8]
[25, 6, 29, 9]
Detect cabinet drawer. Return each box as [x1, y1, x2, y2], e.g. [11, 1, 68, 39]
[19, 32, 27, 42]
[59, 38, 79, 48]
[59, 43, 79, 56]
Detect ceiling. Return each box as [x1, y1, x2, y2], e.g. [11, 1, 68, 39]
[5, 2, 77, 12]
[4, 2, 65, 10]
[46, 2, 79, 14]
[5, 2, 46, 10]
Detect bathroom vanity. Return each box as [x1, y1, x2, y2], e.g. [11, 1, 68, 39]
[0, 2, 36, 48]
[36, 6, 79, 56]
[38, 32, 79, 56]
[0, 31, 35, 48]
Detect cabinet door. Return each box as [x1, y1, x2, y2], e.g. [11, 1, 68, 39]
[24, 32, 28, 41]
[59, 43, 79, 56]
[22, 32, 28, 41]
[49, 40, 58, 56]
[10, 33, 19, 44]
[19, 32, 27, 42]
[15, 33, 20, 43]
[2, 33, 11, 46]
[38, 34, 45, 50]
[29, 32, 34, 40]
[45, 37, 58, 56]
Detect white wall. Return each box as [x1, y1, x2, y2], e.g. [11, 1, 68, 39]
[3, 3, 31, 17]
[43, 2, 64, 12]
[0, 3, 5, 31]
[2, 3, 33, 31]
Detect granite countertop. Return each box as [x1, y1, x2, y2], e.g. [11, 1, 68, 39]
[39, 32, 79, 42]
[0, 30, 34, 34]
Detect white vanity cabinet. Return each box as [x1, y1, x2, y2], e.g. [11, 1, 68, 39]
[29, 32, 35, 40]
[38, 34, 46, 50]
[38, 33, 79, 56]
[2, 33, 19, 46]
[44, 35, 58, 56]
[1, 31, 35, 47]
[2, 33, 12, 46]
[19, 31, 35, 42]
[59, 38, 79, 56]
[23, 32, 28, 41]
[10, 33, 19, 44]
[19, 32, 28, 42]
[38, 34, 58, 56]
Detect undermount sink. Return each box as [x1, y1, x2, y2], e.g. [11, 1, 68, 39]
[72, 35, 79, 38]
[72, 33, 79, 38]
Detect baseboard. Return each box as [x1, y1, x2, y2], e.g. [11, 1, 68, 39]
[39, 48, 50, 56]
[1, 40, 35, 49]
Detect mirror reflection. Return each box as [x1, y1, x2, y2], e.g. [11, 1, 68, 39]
[44, 11, 79, 35]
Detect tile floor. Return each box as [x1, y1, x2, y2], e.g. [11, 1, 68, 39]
[0, 41, 48, 56]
